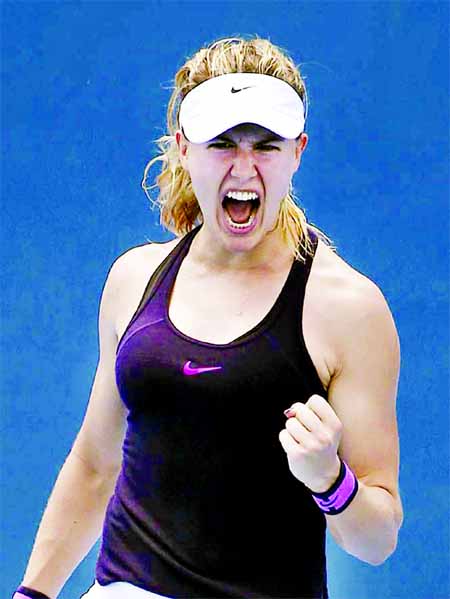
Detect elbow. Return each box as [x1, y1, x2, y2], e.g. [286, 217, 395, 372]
[329, 488, 404, 567]
[350, 511, 402, 567]
[342, 534, 398, 567]
[368, 497, 404, 566]
[365, 528, 400, 567]
[356, 544, 396, 567]
[366, 548, 396, 567]
[366, 549, 393, 567]
[366, 556, 386, 567]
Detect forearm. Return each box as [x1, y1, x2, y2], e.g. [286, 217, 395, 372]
[20, 451, 119, 599]
[326, 480, 402, 566]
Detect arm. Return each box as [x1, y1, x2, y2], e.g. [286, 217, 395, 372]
[324, 282, 403, 565]
[280, 280, 403, 566]
[17, 256, 128, 598]
[18, 453, 119, 598]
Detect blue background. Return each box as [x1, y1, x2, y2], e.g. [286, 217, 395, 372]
[2, 1, 449, 598]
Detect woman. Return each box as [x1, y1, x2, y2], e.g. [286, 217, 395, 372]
[14, 36, 403, 599]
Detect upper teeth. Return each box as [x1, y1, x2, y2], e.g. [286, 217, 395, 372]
[225, 191, 259, 201]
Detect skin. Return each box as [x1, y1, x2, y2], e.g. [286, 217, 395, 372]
[175, 122, 308, 272]
[176, 121, 403, 565]
[175, 122, 345, 494]
[18, 119, 402, 597]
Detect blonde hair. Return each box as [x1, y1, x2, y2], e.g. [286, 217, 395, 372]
[142, 35, 334, 262]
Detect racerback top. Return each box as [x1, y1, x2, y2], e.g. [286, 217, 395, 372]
[96, 224, 330, 598]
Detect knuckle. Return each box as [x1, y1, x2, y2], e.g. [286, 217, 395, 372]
[317, 433, 331, 446]
[334, 420, 343, 434]
[292, 444, 304, 459]
[308, 394, 321, 405]
[310, 440, 322, 452]
[285, 418, 296, 432]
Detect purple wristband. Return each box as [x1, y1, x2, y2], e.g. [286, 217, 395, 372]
[310, 458, 359, 515]
[14, 587, 51, 599]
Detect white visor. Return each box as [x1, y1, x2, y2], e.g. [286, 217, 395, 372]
[179, 73, 306, 144]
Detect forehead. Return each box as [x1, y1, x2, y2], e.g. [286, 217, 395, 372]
[212, 123, 285, 142]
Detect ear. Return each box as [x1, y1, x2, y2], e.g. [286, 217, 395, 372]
[294, 132, 308, 169]
[176, 129, 189, 169]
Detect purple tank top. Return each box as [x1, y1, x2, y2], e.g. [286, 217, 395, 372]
[96, 225, 329, 598]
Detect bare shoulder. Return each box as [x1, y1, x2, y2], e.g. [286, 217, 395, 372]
[314, 240, 390, 309]
[104, 237, 179, 307]
[106, 236, 182, 340]
[112, 236, 180, 280]
[312, 240, 399, 369]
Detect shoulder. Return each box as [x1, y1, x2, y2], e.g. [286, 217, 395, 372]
[108, 236, 181, 286]
[313, 241, 399, 371]
[314, 240, 391, 312]
[101, 236, 182, 319]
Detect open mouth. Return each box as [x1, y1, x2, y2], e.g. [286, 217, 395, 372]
[221, 192, 261, 228]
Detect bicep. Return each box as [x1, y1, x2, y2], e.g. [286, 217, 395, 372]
[328, 285, 402, 504]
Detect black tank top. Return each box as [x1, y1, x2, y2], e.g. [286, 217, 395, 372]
[96, 224, 329, 598]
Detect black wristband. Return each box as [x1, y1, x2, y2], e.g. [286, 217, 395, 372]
[16, 586, 51, 599]
[310, 458, 359, 515]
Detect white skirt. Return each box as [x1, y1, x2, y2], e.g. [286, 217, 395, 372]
[80, 580, 174, 599]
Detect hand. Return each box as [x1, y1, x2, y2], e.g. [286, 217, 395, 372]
[278, 394, 343, 493]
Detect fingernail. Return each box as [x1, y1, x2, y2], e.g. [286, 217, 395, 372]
[284, 408, 296, 418]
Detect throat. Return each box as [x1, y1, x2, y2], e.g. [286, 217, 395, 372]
[188, 222, 291, 271]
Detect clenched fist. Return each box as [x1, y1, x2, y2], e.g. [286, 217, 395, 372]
[279, 394, 343, 493]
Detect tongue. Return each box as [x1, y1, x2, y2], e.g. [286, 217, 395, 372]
[224, 199, 253, 223]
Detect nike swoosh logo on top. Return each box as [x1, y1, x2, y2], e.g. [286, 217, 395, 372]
[231, 86, 254, 94]
[183, 361, 223, 376]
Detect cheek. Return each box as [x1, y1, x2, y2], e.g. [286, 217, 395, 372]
[187, 152, 223, 184]
[186, 163, 222, 212]
[185, 159, 210, 191]
[261, 165, 294, 224]
[264, 167, 292, 203]
[192, 159, 230, 199]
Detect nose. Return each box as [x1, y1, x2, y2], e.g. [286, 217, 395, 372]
[230, 147, 258, 179]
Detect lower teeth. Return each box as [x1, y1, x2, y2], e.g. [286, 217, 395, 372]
[225, 212, 255, 229]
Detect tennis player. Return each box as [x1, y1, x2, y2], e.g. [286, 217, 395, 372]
[13, 36, 403, 599]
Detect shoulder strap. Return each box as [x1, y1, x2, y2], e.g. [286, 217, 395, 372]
[125, 227, 199, 330]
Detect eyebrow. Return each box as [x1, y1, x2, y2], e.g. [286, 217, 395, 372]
[212, 133, 285, 143]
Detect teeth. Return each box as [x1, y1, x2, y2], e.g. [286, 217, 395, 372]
[225, 191, 259, 201]
[225, 212, 256, 229]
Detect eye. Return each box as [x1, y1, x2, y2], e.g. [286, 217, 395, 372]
[208, 142, 280, 151]
[208, 142, 233, 149]
[256, 144, 280, 152]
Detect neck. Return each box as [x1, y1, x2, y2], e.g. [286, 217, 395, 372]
[186, 223, 292, 274]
